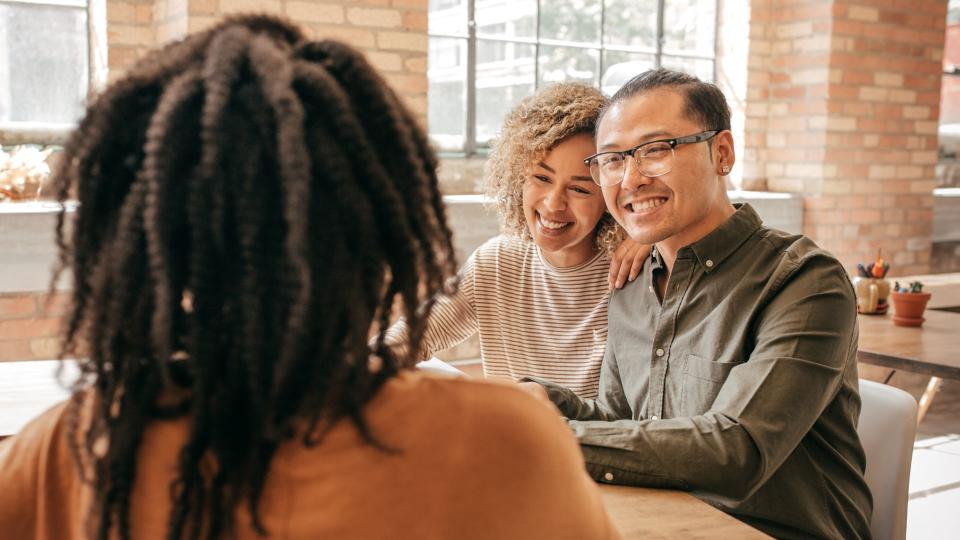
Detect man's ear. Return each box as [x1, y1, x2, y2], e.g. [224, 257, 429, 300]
[714, 130, 736, 175]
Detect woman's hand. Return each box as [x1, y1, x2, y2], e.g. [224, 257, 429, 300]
[608, 238, 651, 289]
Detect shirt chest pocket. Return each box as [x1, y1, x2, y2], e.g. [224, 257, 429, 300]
[676, 354, 741, 417]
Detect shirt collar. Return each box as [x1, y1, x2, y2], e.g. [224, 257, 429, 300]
[650, 244, 664, 271]
[684, 203, 763, 273]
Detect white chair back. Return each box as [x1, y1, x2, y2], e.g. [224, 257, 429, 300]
[858, 379, 918, 540]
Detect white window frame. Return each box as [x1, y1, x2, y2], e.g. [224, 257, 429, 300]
[0, 0, 104, 145]
[429, 0, 719, 156]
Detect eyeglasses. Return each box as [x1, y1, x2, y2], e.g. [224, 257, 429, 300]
[584, 130, 720, 187]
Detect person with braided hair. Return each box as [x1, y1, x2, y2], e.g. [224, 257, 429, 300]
[0, 15, 619, 540]
[385, 83, 648, 399]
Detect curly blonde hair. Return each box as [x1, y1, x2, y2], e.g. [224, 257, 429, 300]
[484, 82, 623, 252]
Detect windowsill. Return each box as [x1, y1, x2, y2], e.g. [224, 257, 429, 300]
[0, 201, 74, 213]
[0, 190, 951, 294]
[0, 122, 73, 146]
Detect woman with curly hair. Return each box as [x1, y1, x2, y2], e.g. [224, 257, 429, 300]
[387, 83, 646, 398]
[0, 16, 619, 540]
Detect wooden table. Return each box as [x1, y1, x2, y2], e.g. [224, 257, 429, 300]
[857, 308, 960, 421]
[600, 485, 769, 539]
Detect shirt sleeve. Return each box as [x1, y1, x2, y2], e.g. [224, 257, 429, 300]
[523, 336, 632, 421]
[382, 250, 480, 361]
[569, 255, 859, 502]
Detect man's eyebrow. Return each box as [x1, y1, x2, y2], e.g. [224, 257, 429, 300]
[598, 130, 673, 151]
[536, 161, 555, 173]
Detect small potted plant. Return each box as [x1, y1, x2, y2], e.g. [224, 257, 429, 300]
[890, 281, 932, 327]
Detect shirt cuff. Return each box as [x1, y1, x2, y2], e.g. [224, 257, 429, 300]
[519, 376, 584, 418]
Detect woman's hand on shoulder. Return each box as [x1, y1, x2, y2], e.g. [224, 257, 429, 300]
[608, 238, 650, 289]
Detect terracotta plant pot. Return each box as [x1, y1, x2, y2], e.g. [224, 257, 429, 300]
[890, 291, 931, 327]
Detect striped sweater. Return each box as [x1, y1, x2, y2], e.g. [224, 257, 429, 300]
[386, 234, 611, 398]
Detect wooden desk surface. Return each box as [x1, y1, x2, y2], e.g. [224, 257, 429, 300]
[857, 309, 960, 379]
[600, 485, 769, 539]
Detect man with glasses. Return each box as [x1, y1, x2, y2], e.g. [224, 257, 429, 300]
[523, 69, 872, 539]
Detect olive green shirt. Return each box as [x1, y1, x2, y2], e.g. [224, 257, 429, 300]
[532, 204, 872, 539]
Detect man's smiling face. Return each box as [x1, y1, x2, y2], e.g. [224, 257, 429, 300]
[597, 88, 732, 251]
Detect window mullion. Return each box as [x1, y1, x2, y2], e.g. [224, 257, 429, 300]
[598, 0, 606, 85]
[534, 0, 541, 89]
[655, 0, 665, 68]
[466, 0, 477, 156]
[712, 0, 719, 82]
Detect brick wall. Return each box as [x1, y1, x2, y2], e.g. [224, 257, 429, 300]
[0, 292, 70, 362]
[105, 0, 428, 122]
[743, 0, 947, 276]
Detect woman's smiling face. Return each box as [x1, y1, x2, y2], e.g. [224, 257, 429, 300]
[522, 133, 609, 268]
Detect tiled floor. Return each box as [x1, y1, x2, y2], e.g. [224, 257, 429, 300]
[902, 378, 960, 540]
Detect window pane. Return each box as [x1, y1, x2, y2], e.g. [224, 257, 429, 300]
[0, 4, 88, 124]
[476, 42, 535, 146]
[428, 38, 468, 151]
[601, 51, 654, 95]
[660, 55, 714, 82]
[939, 1, 960, 188]
[539, 0, 601, 44]
[475, 0, 537, 39]
[429, 0, 468, 36]
[603, 0, 657, 49]
[663, 0, 716, 56]
[538, 46, 599, 87]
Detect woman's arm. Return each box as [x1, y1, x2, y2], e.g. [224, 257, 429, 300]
[608, 238, 650, 289]
[382, 251, 480, 361]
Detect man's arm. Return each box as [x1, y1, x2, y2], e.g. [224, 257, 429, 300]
[569, 256, 858, 502]
[523, 333, 633, 421]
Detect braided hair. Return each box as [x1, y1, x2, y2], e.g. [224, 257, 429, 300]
[51, 14, 457, 540]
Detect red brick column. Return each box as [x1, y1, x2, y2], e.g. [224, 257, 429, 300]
[743, 0, 946, 276]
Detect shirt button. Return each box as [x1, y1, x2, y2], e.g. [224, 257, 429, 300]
[648, 285, 654, 293]
[651, 415, 659, 420]
[655, 348, 664, 357]
[604, 472, 614, 481]
[705, 259, 714, 268]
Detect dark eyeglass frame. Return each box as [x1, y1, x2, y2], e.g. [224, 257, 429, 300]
[583, 130, 721, 187]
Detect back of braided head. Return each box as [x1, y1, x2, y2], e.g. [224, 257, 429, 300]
[52, 14, 457, 540]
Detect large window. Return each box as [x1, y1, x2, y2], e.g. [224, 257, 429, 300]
[428, 0, 717, 154]
[0, 0, 90, 142]
[940, 0, 960, 188]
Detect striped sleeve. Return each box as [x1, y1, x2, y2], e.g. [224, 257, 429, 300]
[383, 251, 479, 360]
